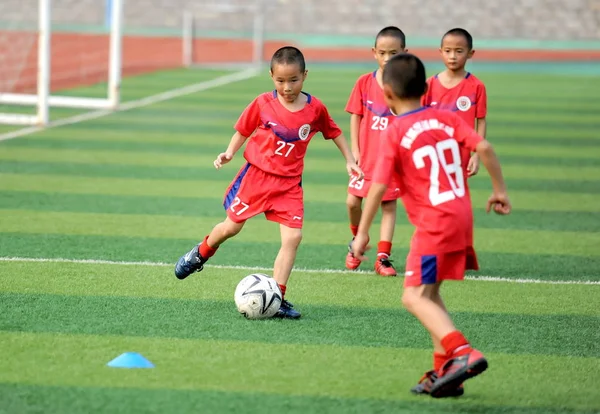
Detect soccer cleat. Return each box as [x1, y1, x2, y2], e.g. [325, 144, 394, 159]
[430, 349, 488, 399]
[410, 370, 464, 397]
[346, 238, 361, 270]
[374, 256, 397, 276]
[174, 243, 208, 280]
[346, 252, 361, 270]
[275, 299, 301, 319]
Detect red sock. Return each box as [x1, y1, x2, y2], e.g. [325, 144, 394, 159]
[199, 235, 218, 259]
[377, 241, 392, 257]
[441, 331, 473, 358]
[350, 224, 359, 237]
[278, 284, 287, 299]
[433, 352, 447, 372]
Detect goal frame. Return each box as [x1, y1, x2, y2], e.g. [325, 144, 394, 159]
[181, 3, 265, 70]
[0, 0, 123, 126]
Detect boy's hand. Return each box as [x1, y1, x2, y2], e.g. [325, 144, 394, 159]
[467, 153, 480, 176]
[347, 163, 364, 181]
[352, 150, 361, 166]
[486, 192, 511, 215]
[214, 152, 233, 169]
[352, 233, 370, 261]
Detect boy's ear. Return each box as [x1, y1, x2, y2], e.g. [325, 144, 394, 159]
[468, 49, 475, 59]
[303, 70, 308, 79]
[383, 83, 395, 100]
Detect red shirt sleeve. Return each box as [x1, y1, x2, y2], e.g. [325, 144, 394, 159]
[476, 82, 487, 119]
[373, 127, 400, 186]
[345, 77, 364, 115]
[234, 97, 261, 137]
[421, 77, 433, 106]
[452, 113, 484, 152]
[319, 103, 342, 140]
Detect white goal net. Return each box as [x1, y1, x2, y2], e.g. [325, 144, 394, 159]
[0, 0, 122, 126]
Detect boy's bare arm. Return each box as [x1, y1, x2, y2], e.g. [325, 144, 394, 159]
[476, 117, 487, 139]
[475, 140, 511, 215]
[349, 113, 362, 164]
[352, 182, 387, 259]
[332, 134, 364, 180]
[214, 131, 249, 169]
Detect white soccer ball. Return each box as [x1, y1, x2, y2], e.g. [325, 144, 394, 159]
[234, 273, 282, 319]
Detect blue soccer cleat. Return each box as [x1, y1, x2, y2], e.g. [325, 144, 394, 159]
[174, 243, 208, 280]
[274, 299, 301, 319]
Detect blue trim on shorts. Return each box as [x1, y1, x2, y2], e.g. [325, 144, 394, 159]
[223, 163, 251, 210]
[421, 255, 438, 284]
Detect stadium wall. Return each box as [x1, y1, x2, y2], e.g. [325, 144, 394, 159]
[1, 0, 599, 93]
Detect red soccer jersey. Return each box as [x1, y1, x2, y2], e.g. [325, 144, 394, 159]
[235, 91, 342, 177]
[374, 107, 483, 254]
[345, 71, 395, 180]
[421, 73, 487, 128]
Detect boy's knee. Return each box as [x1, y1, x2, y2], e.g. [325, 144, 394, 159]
[222, 221, 243, 238]
[401, 288, 419, 312]
[346, 194, 362, 210]
[283, 229, 303, 248]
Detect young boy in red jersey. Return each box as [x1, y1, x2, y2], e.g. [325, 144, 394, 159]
[422, 28, 487, 177]
[352, 53, 511, 398]
[175, 46, 363, 319]
[344, 26, 406, 276]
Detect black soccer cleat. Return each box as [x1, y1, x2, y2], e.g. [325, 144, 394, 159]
[174, 243, 208, 280]
[411, 370, 464, 397]
[430, 350, 487, 399]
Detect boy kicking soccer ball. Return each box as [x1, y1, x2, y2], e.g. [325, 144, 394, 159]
[174, 46, 363, 319]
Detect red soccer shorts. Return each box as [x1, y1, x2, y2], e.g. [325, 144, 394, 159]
[223, 163, 304, 228]
[403, 247, 479, 287]
[347, 175, 401, 201]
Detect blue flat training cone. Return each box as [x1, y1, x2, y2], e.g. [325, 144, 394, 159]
[107, 352, 154, 368]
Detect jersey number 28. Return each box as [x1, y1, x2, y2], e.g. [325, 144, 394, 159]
[412, 138, 465, 206]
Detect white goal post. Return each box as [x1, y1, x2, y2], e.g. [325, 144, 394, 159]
[0, 0, 123, 127]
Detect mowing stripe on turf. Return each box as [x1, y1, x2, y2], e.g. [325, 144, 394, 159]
[1, 210, 597, 256]
[2, 260, 597, 316]
[1, 257, 598, 285]
[0, 331, 596, 411]
[1, 173, 599, 211]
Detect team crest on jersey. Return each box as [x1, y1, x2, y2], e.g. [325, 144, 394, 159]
[456, 96, 471, 112]
[298, 123, 311, 140]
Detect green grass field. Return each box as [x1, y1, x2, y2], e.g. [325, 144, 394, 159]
[0, 64, 599, 414]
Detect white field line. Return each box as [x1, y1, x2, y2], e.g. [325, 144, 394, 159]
[1, 256, 598, 285]
[0, 67, 259, 142]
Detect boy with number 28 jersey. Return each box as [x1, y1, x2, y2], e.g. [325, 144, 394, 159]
[352, 53, 511, 398]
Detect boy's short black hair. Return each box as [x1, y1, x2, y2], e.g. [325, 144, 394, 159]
[382, 53, 426, 99]
[270, 46, 306, 72]
[442, 28, 473, 50]
[375, 26, 406, 48]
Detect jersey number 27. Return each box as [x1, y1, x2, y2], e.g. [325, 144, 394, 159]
[412, 138, 465, 206]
